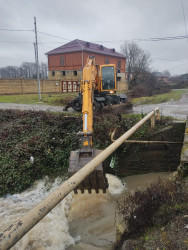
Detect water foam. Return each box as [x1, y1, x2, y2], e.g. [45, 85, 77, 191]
[0, 178, 76, 250]
[0, 174, 125, 249]
[106, 174, 126, 195]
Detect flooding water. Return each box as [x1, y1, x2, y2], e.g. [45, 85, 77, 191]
[0, 172, 170, 250]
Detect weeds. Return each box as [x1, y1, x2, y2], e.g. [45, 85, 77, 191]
[0, 93, 77, 106]
[132, 89, 186, 105]
[0, 110, 81, 196]
[0, 110, 173, 196]
[115, 178, 188, 249]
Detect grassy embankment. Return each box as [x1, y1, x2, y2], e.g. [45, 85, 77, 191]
[0, 93, 77, 106]
[115, 177, 188, 249]
[132, 89, 187, 105]
[0, 89, 186, 106]
[0, 110, 171, 196]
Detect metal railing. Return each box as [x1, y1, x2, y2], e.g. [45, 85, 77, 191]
[0, 108, 159, 250]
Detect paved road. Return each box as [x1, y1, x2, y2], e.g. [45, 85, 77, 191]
[0, 103, 74, 113]
[133, 89, 188, 120]
[0, 90, 188, 119]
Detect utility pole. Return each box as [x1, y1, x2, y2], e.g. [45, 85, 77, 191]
[34, 17, 41, 101]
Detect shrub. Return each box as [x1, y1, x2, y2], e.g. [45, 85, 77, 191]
[115, 178, 188, 249]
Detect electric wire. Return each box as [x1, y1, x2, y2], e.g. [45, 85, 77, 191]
[0, 41, 33, 44]
[152, 58, 188, 62]
[37, 31, 71, 41]
[0, 28, 33, 32]
[180, 0, 188, 42]
[92, 35, 188, 44]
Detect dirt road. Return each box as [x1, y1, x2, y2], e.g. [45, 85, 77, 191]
[133, 89, 188, 120]
[0, 103, 74, 112]
[0, 90, 188, 119]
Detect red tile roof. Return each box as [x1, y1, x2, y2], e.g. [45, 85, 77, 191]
[46, 39, 126, 58]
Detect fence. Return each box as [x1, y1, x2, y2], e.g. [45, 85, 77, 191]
[0, 78, 127, 95]
[0, 78, 62, 94]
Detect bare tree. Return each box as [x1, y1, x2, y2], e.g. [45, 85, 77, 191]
[120, 42, 151, 87]
[162, 70, 171, 78]
[40, 63, 48, 79]
[0, 62, 48, 79]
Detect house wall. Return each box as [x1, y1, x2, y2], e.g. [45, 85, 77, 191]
[48, 69, 82, 81]
[48, 51, 126, 80]
[83, 52, 126, 73]
[0, 78, 62, 94]
[48, 52, 83, 71]
[47, 51, 128, 91]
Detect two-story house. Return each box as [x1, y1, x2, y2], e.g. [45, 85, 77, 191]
[46, 39, 127, 92]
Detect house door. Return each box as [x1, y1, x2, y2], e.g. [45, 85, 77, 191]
[62, 81, 68, 92]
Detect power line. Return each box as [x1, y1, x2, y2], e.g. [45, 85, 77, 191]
[37, 31, 71, 41]
[1, 26, 188, 44]
[92, 34, 188, 44]
[1, 34, 188, 46]
[0, 28, 33, 32]
[152, 57, 188, 62]
[0, 41, 33, 44]
[39, 42, 66, 44]
[0, 56, 34, 61]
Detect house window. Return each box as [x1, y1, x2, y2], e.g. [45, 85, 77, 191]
[73, 71, 77, 76]
[118, 60, 121, 69]
[52, 71, 55, 76]
[60, 56, 65, 66]
[62, 71, 65, 76]
[105, 58, 109, 64]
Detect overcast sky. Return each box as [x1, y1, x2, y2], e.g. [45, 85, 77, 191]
[0, 0, 188, 76]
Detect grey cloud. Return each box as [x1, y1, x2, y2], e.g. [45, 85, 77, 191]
[0, 0, 188, 75]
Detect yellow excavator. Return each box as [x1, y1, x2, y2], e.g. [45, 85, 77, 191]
[68, 56, 124, 193]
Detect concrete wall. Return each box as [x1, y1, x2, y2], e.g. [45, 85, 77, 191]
[0, 76, 128, 95]
[117, 73, 128, 92]
[0, 78, 62, 94]
[179, 121, 188, 175]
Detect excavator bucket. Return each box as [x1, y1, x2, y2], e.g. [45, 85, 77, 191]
[68, 149, 108, 194]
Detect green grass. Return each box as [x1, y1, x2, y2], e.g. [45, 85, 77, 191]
[132, 89, 187, 105]
[0, 93, 78, 106]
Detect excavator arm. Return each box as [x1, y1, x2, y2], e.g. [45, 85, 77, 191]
[68, 56, 118, 193]
[79, 56, 96, 152]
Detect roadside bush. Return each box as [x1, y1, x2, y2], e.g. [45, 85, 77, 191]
[0, 110, 173, 196]
[131, 84, 170, 98]
[0, 110, 81, 196]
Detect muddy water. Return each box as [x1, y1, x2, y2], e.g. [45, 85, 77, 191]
[0, 173, 170, 250]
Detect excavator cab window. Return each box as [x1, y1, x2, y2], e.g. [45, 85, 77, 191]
[101, 66, 115, 90]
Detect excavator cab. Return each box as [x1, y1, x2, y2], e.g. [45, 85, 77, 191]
[68, 57, 117, 193]
[100, 65, 116, 92]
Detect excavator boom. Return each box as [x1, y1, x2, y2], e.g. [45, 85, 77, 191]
[68, 56, 118, 193]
